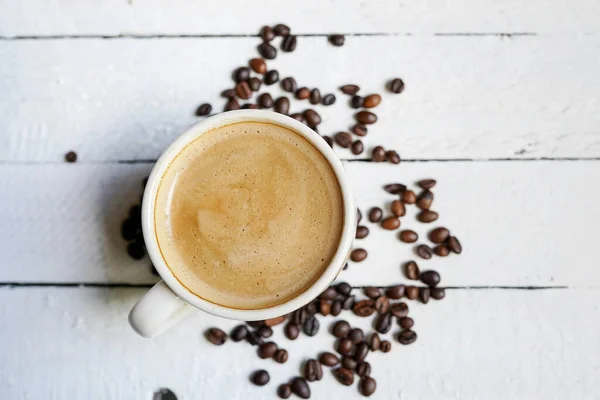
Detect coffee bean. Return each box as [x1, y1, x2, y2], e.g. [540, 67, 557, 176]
[389, 78, 405, 94]
[431, 287, 446, 300]
[406, 286, 419, 300]
[340, 84, 360, 95]
[274, 24, 291, 36]
[418, 210, 438, 223]
[398, 330, 417, 345]
[416, 244, 433, 259]
[334, 131, 352, 148]
[230, 325, 248, 342]
[421, 270, 441, 287]
[195, 103, 212, 116]
[390, 302, 409, 318]
[368, 207, 383, 222]
[320, 286, 338, 300]
[303, 109, 321, 126]
[348, 328, 364, 344]
[249, 58, 266, 74]
[447, 236, 462, 254]
[290, 113, 304, 123]
[419, 287, 431, 304]
[309, 88, 321, 105]
[364, 287, 381, 299]
[277, 384, 292, 399]
[356, 225, 369, 239]
[350, 248, 367, 262]
[251, 370, 270, 386]
[331, 300, 342, 316]
[332, 320, 351, 338]
[278, 78, 296, 94]
[233, 67, 250, 83]
[417, 179, 436, 190]
[258, 326, 273, 338]
[360, 377, 377, 397]
[221, 88, 236, 98]
[336, 282, 352, 296]
[329, 34, 345, 46]
[384, 183, 406, 194]
[337, 338, 353, 356]
[121, 218, 138, 241]
[351, 124, 368, 136]
[357, 209, 362, 224]
[350, 95, 363, 109]
[248, 77, 261, 92]
[258, 342, 278, 359]
[265, 316, 286, 327]
[322, 94, 336, 105]
[351, 140, 364, 155]
[246, 330, 263, 346]
[399, 317, 414, 329]
[403, 190, 417, 204]
[356, 361, 371, 377]
[375, 296, 390, 314]
[303, 316, 319, 336]
[430, 227, 450, 244]
[265, 70, 279, 85]
[375, 313, 392, 334]
[260, 26, 275, 42]
[273, 348, 288, 364]
[334, 368, 354, 386]
[355, 111, 377, 124]
[387, 285, 405, 300]
[274, 97, 290, 115]
[387, 150, 401, 164]
[304, 359, 322, 382]
[372, 146, 386, 162]
[296, 87, 310, 99]
[341, 355, 357, 370]
[64, 150, 78, 163]
[127, 241, 145, 260]
[367, 334, 380, 352]
[417, 190, 434, 210]
[339, 296, 352, 311]
[205, 328, 227, 345]
[354, 342, 369, 362]
[308, 301, 320, 316]
[291, 377, 310, 399]
[285, 323, 300, 340]
[353, 300, 375, 317]
[224, 98, 240, 111]
[241, 103, 258, 109]
[364, 93, 382, 108]
[257, 93, 273, 109]
[247, 321, 265, 328]
[317, 300, 330, 317]
[391, 200, 406, 217]
[258, 42, 277, 59]
[381, 340, 392, 353]
[381, 216, 400, 230]
[235, 81, 252, 100]
[281, 35, 297, 52]
[319, 352, 339, 367]
[399, 229, 418, 243]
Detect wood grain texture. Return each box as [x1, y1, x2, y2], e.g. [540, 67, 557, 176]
[0, 287, 597, 400]
[1, 161, 597, 287]
[1, 0, 599, 36]
[2, 36, 599, 162]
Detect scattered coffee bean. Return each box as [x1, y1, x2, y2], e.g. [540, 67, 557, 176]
[230, 325, 248, 342]
[341, 355, 358, 370]
[281, 35, 297, 52]
[384, 183, 406, 194]
[221, 88, 236, 98]
[418, 210, 439, 223]
[249, 58, 266, 74]
[248, 77, 261, 91]
[206, 328, 227, 345]
[334, 131, 352, 148]
[265, 70, 279, 85]
[320, 287, 338, 300]
[375, 313, 392, 334]
[224, 98, 240, 111]
[333, 320, 351, 338]
[381, 216, 400, 230]
[389, 78, 405, 94]
[258, 93, 274, 108]
[309, 89, 321, 105]
[369, 333, 381, 351]
[278, 77, 296, 93]
[447, 236, 462, 254]
[336, 282, 352, 296]
[235, 81, 252, 99]
[258, 326, 273, 338]
[260, 26, 275, 42]
[368, 207, 383, 222]
[274, 349, 288, 364]
[290, 113, 304, 122]
[233, 67, 250, 83]
[417, 190, 434, 210]
[420, 270, 441, 287]
[364, 287, 381, 299]
[430, 227, 450, 244]
[356, 225, 369, 239]
[405, 286, 419, 300]
[65, 151, 78, 163]
[331, 299, 342, 316]
[319, 300, 331, 316]
[305, 300, 318, 316]
[360, 377, 377, 397]
[246, 321, 264, 328]
[351, 124, 368, 136]
[387, 150, 401, 164]
[304, 359, 323, 382]
[274, 97, 290, 114]
[416, 244, 433, 259]
[241, 103, 258, 109]
[251, 370, 270, 386]
[303, 316, 319, 336]
[390, 302, 409, 318]
[351, 140, 364, 155]
[340, 84, 360, 95]
[387, 285, 405, 300]
[285, 323, 300, 340]
[127, 241, 145, 260]
[329, 34, 345, 46]
[258, 42, 277, 59]
[334, 368, 354, 386]
[303, 109, 321, 126]
[420, 287, 431, 304]
[322, 135, 332, 147]
[355, 111, 377, 124]
[363, 94, 381, 108]
[399, 229, 418, 243]
[274, 24, 291, 36]
[431, 287, 446, 300]
[337, 338, 353, 356]
[375, 296, 390, 314]
[277, 384, 292, 399]
[121, 218, 138, 241]
[247, 330, 264, 346]
[291, 377, 310, 399]
[319, 352, 340, 367]
[350, 95, 364, 109]
[354, 342, 370, 362]
[342, 295, 355, 310]
[296, 87, 310, 99]
[350, 248, 367, 262]
[258, 342, 278, 359]
[322, 94, 336, 105]
[391, 200, 406, 217]
[195, 103, 212, 116]
[418, 179, 437, 189]
[403, 190, 417, 204]
[398, 330, 417, 345]
[356, 361, 371, 377]
[372, 146, 386, 162]
[348, 328, 364, 344]
[265, 316, 286, 327]
[380, 340, 392, 353]
[399, 317, 414, 329]
[353, 300, 375, 317]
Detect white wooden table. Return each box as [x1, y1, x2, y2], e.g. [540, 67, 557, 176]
[1, 1, 600, 399]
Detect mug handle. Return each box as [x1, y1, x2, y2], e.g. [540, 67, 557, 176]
[129, 281, 192, 338]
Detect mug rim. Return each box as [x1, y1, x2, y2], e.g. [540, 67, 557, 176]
[141, 110, 356, 321]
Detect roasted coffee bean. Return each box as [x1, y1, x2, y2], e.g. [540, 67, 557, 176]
[251, 370, 270, 386]
[246, 330, 263, 346]
[390, 302, 409, 318]
[290, 113, 304, 122]
[249, 58, 267, 74]
[381, 216, 401, 230]
[334, 368, 354, 386]
[127, 241, 145, 260]
[368, 207, 383, 222]
[418, 179, 436, 189]
[319, 352, 340, 367]
[416, 244, 433, 259]
[258, 342, 278, 359]
[323, 135, 333, 147]
[447, 236, 462, 254]
[399, 317, 414, 329]
[265, 316, 286, 327]
[363, 94, 381, 108]
[375, 296, 390, 314]
[248, 77, 261, 91]
[258, 42, 277, 59]
[341, 296, 354, 311]
[337, 338, 353, 356]
[319, 300, 331, 316]
[420, 287, 431, 304]
[274, 24, 291, 36]
[391, 200, 406, 217]
[351, 140, 364, 155]
[387, 150, 401, 164]
[241, 103, 258, 109]
[296, 87, 310, 99]
[364, 287, 381, 299]
[405, 286, 419, 300]
[195, 103, 212, 116]
[350, 95, 364, 109]
[387, 284, 405, 300]
[360, 377, 377, 396]
[351, 124, 368, 136]
[336, 282, 352, 296]
[398, 330, 417, 345]
[303, 109, 321, 126]
[246, 319, 263, 328]
[224, 98, 240, 111]
[265, 70, 279, 85]
[372, 146, 386, 162]
[320, 286, 338, 300]
[221, 88, 236, 98]
[281, 35, 297, 52]
[278, 77, 296, 93]
[348, 328, 364, 344]
[306, 301, 320, 316]
[121, 218, 138, 241]
[421, 270, 441, 287]
[418, 210, 439, 223]
[403, 190, 417, 204]
[384, 183, 406, 194]
[404, 261, 420, 281]
[258, 326, 273, 338]
[334, 131, 352, 148]
[285, 323, 300, 340]
[205, 328, 227, 345]
[278, 384, 292, 399]
[399, 229, 418, 243]
[375, 313, 392, 334]
[291, 377, 310, 399]
[430, 227, 450, 244]
[356, 225, 369, 239]
[309, 88, 321, 105]
[431, 287, 446, 300]
[303, 316, 319, 336]
[274, 96, 290, 114]
[233, 67, 250, 83]
[322, 94, 336, 105]
[230, 325, 248, 342]
[331, 300, 342, 316]
[329, 34, 345, 46]
[304, 359, 322, 382]
[369, 333, 381, 351]
[354, 342, 369, 362]
[340, 84, 360, 95]
[356, 361, 371, 377]
[258, 93, 274, 108]
[274, 349, 288, 364]
[353, 300, 375, 317]
[291, 309, 304, 325]
[333, 320, 351, 338]
[380, 340, 392, 353]
[417, 190, 434, 210]
[350, 248, 367, 262]
[355, 111, 377, 124]
[389, 78, 405, 94]
[342, 355, 358, 370]
[235, 81, 252, 100]
[260, 25, 275, 42]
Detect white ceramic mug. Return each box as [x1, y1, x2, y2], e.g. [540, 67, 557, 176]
[129, 110, 356, 338]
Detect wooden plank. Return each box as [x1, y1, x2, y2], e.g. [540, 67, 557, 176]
[1, 161, 598, 287]
[2, 36, 600, 162]
[1, 0, 599, 36]
[0, 286, 597, 399]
